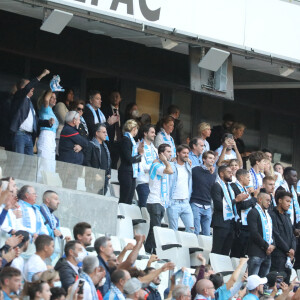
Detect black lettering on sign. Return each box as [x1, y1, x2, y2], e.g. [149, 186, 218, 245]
[110, 0, 134, 15]
[139, 0, 160, 22]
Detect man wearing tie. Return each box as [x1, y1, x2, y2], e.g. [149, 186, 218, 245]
[10, 69, 51, 155]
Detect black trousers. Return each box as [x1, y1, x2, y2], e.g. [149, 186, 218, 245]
[118, 170, 136, 204]
[231, 228, 250, 258]
[212, 226, 234, 256]
[270, 255, 291, 284]
[144, 203, 165, 254]
[109, 141, 121, 170]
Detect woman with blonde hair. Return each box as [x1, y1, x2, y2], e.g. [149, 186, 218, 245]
[40, 269, 61, 288]
[118, 119, 144, 204]
[197, 122, 211, 152]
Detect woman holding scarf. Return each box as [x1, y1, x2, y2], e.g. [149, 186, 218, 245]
[118, 119, 144, 204]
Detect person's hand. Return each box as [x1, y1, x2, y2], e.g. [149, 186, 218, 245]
[135, 234, 146, 244]
[0, 190, 15, 209]
[107, 114, 119, 125]
[138, 141, 144, 155]
[242, 271, 248, 282]
[73, 144, 83, 152]
[65, 236, 72, 242]
[280, 282, 289, 292]
[170, 157, 176, 162]
[223, 138, 231, 148]
[124, 243, 135, 251]
[33, 233, 38, 241]
[42, 69, 50, 76]
[159, 153, 167, 164]
[2, 247, 18, 263]
[12, 209, 22, 219]
[235, 193, 249, 202]
[239, 257, 249, 265]
[48, 118, 55, 126]
[5, 235, 23, 248]
[161, 262, 175, 272]
[188, 158, 192, 167]
[266, 245, 275, 255]
[288, 249, 295, 259]
[247, 187, 254, 194]
[209, 166, 215, 174]
[294, 229, 300, 238]
[148, 254, 159, 263]
[54, 229, 62, 237]
[238, 286, 247, 299]
[253, 187, 260, 197]
[197, 253, 206, 265]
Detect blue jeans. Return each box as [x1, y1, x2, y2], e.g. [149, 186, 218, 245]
[248, 256, 271, 277]
[136, 183, 150, 208]
[13, 130, 34, 155]
[167, 199, 194, 232]
[191, 203, 211, 236]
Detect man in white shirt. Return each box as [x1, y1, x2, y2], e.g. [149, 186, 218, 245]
[16, 185, 48, 237]
[249, 151, 268, 191]
[167, 144, 194, 232]
[24, 234, 54, 282]
[144, 144, 173, 254]
[136, 124, 158, 208]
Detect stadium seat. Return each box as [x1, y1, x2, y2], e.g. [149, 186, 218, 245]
[198, 235, 213, 251]
[119, 203, 149, 238]
[175, 231, 203, 267]
[116, 215, 134, 239]
[154, 226, 190, 268]
[209, 253, 234, 282]
[110, 235, 123, 255]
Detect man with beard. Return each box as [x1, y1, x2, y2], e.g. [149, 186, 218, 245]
[261, 176, 276, 212]
[143, 267, 161, 300]
[136, 124, 158, 208]
[211, 166, 248, 255]
[73, 222, 93, 254]
[167, 144, 194, 232]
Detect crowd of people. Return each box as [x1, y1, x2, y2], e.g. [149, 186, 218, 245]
[1, 69, 300, 299]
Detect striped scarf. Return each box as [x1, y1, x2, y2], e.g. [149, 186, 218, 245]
[235, 180, 252, 225]
[124, 132, 138, 178]
[18, 200, 42, 233]
[255, 203, 273, 244]
[80, 272, 98, 300]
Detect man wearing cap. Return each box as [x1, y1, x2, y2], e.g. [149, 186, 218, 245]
[124, 277, 145, 300]
[243, 275, 267, 299]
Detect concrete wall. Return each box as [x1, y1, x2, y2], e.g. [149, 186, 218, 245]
[16, 179, 119, 236]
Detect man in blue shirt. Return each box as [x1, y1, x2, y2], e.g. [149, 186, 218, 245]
[188, 137, 205, 168]
[0, 267, 22, 300]
[243, 275, 267, 299]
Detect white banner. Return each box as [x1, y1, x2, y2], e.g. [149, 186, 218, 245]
[48, 0, 300, 63]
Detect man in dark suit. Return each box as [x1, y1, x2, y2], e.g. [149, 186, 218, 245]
[102, 91, 123, 169]
[84, 123, 111, 195]
[211, 165, 248, 255]
[247, 192, 275, 277]
[10, 69, 52, 155]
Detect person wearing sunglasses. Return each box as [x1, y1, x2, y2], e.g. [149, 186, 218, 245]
[70, 100, 88, 139]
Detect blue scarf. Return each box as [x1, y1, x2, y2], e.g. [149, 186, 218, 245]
[149, 160, 169, 207]
[216, 177, 238, 221]
[160, 129, 176, 158]
[142, 140, 158, 165]
[124, 132, 138, 178]
[249, 168, 264, 190]
[281, 181, 300, 224]
[110, 284, 126, 300]
[40, 204, 58, 230]
[255, 203, 273, 244]
[86, 104, 108, 141]
[91, 138, 111, 171]
[18, 200, 42, 233]
[235, 181, 252, 225]
[79, 272, 98, 300]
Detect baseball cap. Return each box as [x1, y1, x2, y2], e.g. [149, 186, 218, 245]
[124, 278, 142, 295]
[247, 275, 267, 290]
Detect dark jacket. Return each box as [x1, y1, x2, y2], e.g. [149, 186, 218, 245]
[55, 258, 78, 292]
[170, 118, 183, 146]
[211, 182, 236, 229]
[58, 124, 89, 165]
[144, 286, 162, 300]
[269, 208, 296, 258]
[247, 206, 275, 258]
[231, 183, 257, 230]
[118, 136, 142, 173]
[98, 255, 111, 296]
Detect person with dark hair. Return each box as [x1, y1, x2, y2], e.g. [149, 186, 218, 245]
[249, 151, 267, 191]
[167, 144, 194, 232]
[55, 240, 86, 292]
[167, 105, 183, 146]
[10, 69, 51, 155]
[69, 99, 89, 138]
[188, 137, 205, 168]
[102, 91, 123, 169]
[230, 169, 258, 258]
[24, 235, 54, 282]
[144, 144, 173, 254]
[143, 267, 161, 300]
[50, 287, 66, 300]
[0, 267, 21, 299]
[84, 123, 111, 195]
[136, 124, 158, 208]
[269, 190, 296, 283]
[23, 281, 52, 300]
[211, 166, 248, 255]
[190, 150, 216, 236]
[247, 193, 275, 277]
[125, 103, 140, 122]
[73, 222, 92, 251]
[104, 269, 131, 300]
[206, 113, 235, 151]
[154, 116, 176, 158]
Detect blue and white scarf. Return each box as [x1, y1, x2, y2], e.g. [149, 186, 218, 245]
[18, 200, 42, 233]
[91, 137, 111, 170]
[216, 177, 239, 221]
[249, 168, 264, 190]
[124, 132, 138, 178]
[40, 204, 57, 230]
[160, 129, 176, 158]
[110, 283, 126, 300]
[142, 140, 158, 165]
[235, 180, 252, 226]
[255, 203, 273, 244]
[80, 116, 89, 134]
[150, 160, 169, 207]
[281, 180, 300, 224]
[79, 272, 98, 300]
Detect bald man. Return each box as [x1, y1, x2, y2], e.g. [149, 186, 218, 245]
[195, 279, 216, 300]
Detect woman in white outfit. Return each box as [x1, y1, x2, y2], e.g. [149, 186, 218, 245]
[37, 90, 59, 181]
